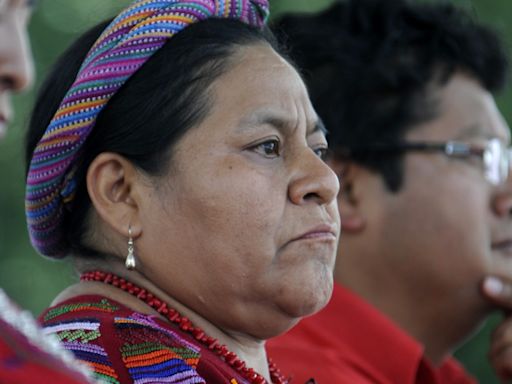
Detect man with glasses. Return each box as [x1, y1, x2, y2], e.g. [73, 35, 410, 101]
[267, 0, 512, 382]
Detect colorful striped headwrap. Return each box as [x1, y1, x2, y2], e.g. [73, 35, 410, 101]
[26, 0, 269, 258]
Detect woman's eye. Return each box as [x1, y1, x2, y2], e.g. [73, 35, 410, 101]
[252, 139, 281, 158]
[313, 146, 328, 160]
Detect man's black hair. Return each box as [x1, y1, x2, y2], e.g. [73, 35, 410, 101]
[274, 0, 509, 191]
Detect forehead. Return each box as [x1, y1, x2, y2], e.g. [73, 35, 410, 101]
[207, 43, 319, 133]
[406, 72, 510, 144]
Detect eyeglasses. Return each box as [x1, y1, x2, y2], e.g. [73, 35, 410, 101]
[340, 138, 512, 186]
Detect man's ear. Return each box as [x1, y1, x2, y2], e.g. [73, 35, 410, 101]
[86, 152, 143, 239]
[328, 159, 366, 234]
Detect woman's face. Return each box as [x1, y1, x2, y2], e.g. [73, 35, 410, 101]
[137, 43, 340, 338]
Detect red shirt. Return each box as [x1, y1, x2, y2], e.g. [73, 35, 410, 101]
[266, 284, 476, 384]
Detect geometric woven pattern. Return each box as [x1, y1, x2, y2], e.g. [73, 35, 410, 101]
[43, 319, 120, 384]
[39, 294, 267, 383]
[116, 314, 205, 383]
[43, 299, 118, 322]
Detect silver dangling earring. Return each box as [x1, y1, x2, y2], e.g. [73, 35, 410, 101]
[125, 226, 136, 270]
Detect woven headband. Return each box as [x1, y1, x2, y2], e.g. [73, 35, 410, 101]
[26, 0, 269, 257]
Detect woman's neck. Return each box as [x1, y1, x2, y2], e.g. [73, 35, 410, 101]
[56, 258, 271, 381]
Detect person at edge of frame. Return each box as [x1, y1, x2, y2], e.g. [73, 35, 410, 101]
[0, 1, 98, 383]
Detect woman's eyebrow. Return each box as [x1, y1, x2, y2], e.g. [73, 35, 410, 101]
[311, 118, 327, 135]
[239, 110, 327, 137]
[238, 110, 291, 135]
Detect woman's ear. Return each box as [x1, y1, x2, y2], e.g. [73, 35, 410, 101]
[86, 152, 143, 239]
[328, 159, 366, 234]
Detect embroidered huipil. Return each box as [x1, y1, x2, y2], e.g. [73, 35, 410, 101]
[39, 295, 252, 384]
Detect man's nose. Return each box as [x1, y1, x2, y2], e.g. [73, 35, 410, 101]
[493, 166, 512, 218]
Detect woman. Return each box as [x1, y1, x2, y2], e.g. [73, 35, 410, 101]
[25, 0, 340, 383]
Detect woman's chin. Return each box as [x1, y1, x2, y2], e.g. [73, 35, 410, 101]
[278, 276, 334, 321]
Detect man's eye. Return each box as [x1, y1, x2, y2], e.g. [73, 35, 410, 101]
[253, 140, 280, 158]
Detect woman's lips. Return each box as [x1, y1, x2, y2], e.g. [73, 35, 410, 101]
[293, 224, 338, 242]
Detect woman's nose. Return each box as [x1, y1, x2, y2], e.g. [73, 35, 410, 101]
[288, 148, 340, 206]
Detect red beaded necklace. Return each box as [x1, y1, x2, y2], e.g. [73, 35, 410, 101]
[81, 271, 288, 384]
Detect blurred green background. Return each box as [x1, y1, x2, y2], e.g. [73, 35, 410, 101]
[0, 0, 511, 382]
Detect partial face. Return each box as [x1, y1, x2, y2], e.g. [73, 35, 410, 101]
[367, 72, 512, 314]
[137, 44, 340, 338]
[0, 0, 34, 139]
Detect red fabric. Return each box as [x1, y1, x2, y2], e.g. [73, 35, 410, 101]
[266, 284, 477, 384]
[0, 318, 89, 384]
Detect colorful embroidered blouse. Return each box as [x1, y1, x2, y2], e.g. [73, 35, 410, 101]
[39, 295, 254, 384]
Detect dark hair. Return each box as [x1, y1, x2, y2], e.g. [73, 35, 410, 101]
[25, 18, 281, 258]
[273, 0, 509, 191]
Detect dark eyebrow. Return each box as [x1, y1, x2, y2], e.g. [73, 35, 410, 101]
[454, 124, 489, 140]
[454, 124, 508, 143]
[239, 110, 327, 137]
[240, 112, 287, 132]
[315, 118, 328, 135]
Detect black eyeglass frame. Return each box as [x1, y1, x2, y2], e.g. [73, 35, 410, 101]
[337, 138, 511, 186]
